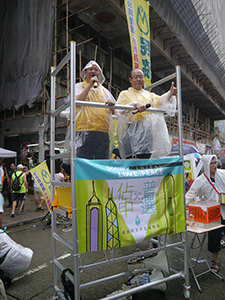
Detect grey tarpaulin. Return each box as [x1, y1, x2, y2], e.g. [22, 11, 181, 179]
[0, 0, 54, 111]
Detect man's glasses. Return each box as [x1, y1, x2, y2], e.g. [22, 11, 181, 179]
[87, 67, 99, 73]
[131, 75, 144, 80]
[210, 161, 217, 166]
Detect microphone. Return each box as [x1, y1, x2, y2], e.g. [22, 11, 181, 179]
[92, 73, 98, 88]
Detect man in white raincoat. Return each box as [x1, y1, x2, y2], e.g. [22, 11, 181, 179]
[62, 60, 115, 159]
[116, 68, 177, 159]
[75, 60, 115, 159]
[186, 155, 225, 274]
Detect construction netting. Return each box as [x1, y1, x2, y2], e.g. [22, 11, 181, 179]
[0, 0, 54, 111]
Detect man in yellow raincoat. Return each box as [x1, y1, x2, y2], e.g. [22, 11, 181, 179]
[116, 68, 177, 159]
[69, 60, 116, 159]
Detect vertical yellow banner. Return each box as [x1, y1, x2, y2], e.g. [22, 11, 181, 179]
[124, 0, 151, 87]
[30, 162, 52, 212]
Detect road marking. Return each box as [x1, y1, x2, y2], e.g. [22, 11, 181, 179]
[12, 253, 72, 282]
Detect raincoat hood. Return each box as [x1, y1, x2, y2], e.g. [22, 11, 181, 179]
[202, 154, 225, 194]
[81, 60, 105, 85]
[202, 154, 217, 179]
[186, 154, 225, 204]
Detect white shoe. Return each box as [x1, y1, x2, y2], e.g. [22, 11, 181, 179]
[220, 239, 225, 247]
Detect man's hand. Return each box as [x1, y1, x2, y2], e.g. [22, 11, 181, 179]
[132, 102, 146, 115]
[89, 76, 99, 87]
[169, 82, 177, 97]
[105, 99, 115, 106]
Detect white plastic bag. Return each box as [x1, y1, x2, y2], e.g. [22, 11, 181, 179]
[0, 231, 33, 275]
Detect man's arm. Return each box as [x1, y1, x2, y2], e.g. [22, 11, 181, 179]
[185, 177, 202, 205]
[10, 177, 13, 192]
[105, 89, 116, 114]
[23, 173, 28, 194]
[4, 167, 9, 185]
[76, 77, 99, 101]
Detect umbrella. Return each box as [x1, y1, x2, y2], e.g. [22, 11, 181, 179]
[171, 144, 199, 156]
[0, 147, 17, 158]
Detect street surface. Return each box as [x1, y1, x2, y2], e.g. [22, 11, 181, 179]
[3, 220, 225, 300]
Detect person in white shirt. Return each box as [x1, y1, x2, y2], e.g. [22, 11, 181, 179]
[213, 131, 221, 157]
[186, 155, 225, 274]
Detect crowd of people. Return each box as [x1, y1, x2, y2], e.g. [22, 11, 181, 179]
[0, 157, 71, 225]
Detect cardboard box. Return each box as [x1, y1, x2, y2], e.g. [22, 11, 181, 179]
[56, 187, 71, 208]
[188, 201, 221, 224]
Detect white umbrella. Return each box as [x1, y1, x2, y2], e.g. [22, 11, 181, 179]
[0, 147, 17, 158]
[171, 144, 199, 155]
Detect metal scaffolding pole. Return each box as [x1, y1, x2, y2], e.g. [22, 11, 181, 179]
[50, 46, 190, 299]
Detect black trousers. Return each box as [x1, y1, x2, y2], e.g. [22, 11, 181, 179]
[208, 228, 222, 253]
[76, 131, 109, 159]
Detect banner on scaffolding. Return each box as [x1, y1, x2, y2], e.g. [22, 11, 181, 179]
[30, 162, 52, 212]
[75, 157, 185, 254]
[124, 0, 151, 87]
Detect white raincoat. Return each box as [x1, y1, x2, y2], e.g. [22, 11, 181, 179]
[186, 155, 225, 205]
[116, 88, 176, 159]
[61, 60, 115, 159]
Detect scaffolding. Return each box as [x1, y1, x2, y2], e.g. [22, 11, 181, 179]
[50, 0, 216, 147]
[50, 41, 191, 300]
[0, 0, 219, 150]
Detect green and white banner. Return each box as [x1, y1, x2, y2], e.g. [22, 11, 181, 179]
[75, 157, 185, 254]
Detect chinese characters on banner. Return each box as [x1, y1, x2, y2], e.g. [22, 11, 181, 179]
[124, 0, 151, 87]
[74, 157, 185, 254]
[30, 162, 52, 212]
